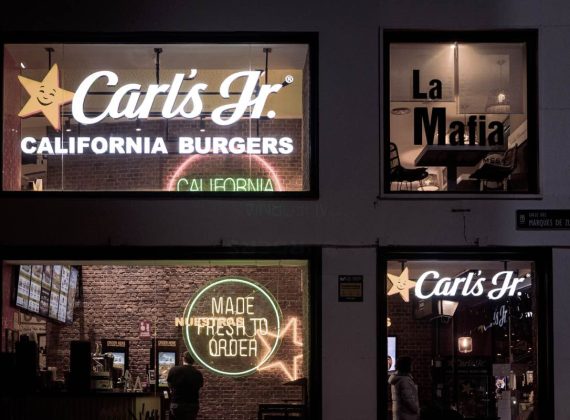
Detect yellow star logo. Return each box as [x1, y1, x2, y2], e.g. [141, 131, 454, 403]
[18, 64, 75, 131]
[387, 267, 416, 303]
[258, 317, 303, 381]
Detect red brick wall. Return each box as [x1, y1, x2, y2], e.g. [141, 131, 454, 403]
[46, 264, 308, 420]
[45, 118, 305, 191]
[3, 50, 22, 190]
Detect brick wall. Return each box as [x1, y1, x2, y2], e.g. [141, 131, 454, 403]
[45, 118, 305, 191]
[46, 264, 309, 420]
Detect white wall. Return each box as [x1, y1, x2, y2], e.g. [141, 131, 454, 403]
[2, 0, 570, 418]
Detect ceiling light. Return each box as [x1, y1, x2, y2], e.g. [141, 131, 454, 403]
[199, 116, 206, 133]
[20, 62, 26, 69]
[64, 117, 72, 133]
[486, 59, 510, 113]
[458, 337, 473, 353]
[135, 119, 142, 132]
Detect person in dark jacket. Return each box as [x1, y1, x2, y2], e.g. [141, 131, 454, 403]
[389, 356, 420, 420]
[167, 351, 204, 420]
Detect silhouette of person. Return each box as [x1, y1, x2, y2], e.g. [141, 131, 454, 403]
[389, 356, 420, 420]
[167, 351, 204, 420]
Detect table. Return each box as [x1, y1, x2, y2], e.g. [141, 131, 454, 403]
[257, 403, 306, 419]
[414, 145, 506, 190]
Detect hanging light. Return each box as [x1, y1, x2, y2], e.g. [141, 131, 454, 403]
[64, 117, 72, 133]
[199, 116, 206, 133]
[436, 300, 459, 317]
[486, 59, 511, 114]
[458, 336, 473, 353]
[135, 118, 142, 132]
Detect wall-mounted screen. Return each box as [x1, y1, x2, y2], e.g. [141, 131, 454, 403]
[14, 264, 79, 324]
[111, 352, 125, 370]
[388, 336, 397, 372]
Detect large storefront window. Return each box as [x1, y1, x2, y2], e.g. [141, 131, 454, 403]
[2, 254, 318, 419]
[384, 31, 538, 195]
[383, 251, 551, 420]
[2, 35, 316, 195]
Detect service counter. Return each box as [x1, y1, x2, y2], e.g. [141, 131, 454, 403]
[3, 392, 162, 420]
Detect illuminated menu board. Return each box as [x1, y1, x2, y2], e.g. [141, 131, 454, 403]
[15, 265, 80, 324]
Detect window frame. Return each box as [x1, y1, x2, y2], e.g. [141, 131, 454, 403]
[1, 244, 322, 419]
[1, 32, 319, 198]
[377, 246, 554, 420]
[381, 29, 539, 198]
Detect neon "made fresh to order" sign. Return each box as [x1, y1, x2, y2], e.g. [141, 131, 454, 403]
[177, 277, 282, 377]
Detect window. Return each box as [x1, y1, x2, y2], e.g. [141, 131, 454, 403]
[381, 250, 552, 419]
[383, 31, 538, 195]
[3, 247, 320, 419]
[2, 34, 317, 195]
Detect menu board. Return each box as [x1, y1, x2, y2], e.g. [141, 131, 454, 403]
[39, 265, 53, 316]
[15, 264, 80, 324]
[16, 265, 32, 309]
[28, 265, 43, 313]
[49, 265, 62, 319]
[58, 266, 70, 322]
[67, 268, 79, 323]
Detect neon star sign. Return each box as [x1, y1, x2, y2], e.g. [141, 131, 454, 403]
[179, 277, 282, 377]
[258, 317, 303, 381]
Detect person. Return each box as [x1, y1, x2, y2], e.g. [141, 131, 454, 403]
[388, 355, 393, 371]
[167, 351, 204, 420]
[389, 356, 420, 420]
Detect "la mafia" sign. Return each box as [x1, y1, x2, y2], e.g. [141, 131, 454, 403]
[411, 69, 506, 147]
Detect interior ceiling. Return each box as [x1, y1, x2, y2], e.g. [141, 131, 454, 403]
[6, 43, 308, 70]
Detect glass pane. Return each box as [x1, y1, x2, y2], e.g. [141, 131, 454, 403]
[386, 259, 537, 420]
[387, 39, 533, 193]
[3, 42, 311, 192]
[4, 259, 311, 420]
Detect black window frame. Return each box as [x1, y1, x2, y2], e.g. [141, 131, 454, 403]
[381, 29, 539, 198]
[1, 32, 319, 198]
[377, 246, 553, 420]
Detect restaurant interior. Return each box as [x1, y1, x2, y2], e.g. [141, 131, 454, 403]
[387, 259, 536, 420]
[388, 42, 531, 193]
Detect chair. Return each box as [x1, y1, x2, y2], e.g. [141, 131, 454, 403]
[389, 142, 429, 190]
[469, 144, 518, 191]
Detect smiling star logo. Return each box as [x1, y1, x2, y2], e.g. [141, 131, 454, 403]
[18, 64, 75, 131]
[387, 267, 416, 303]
